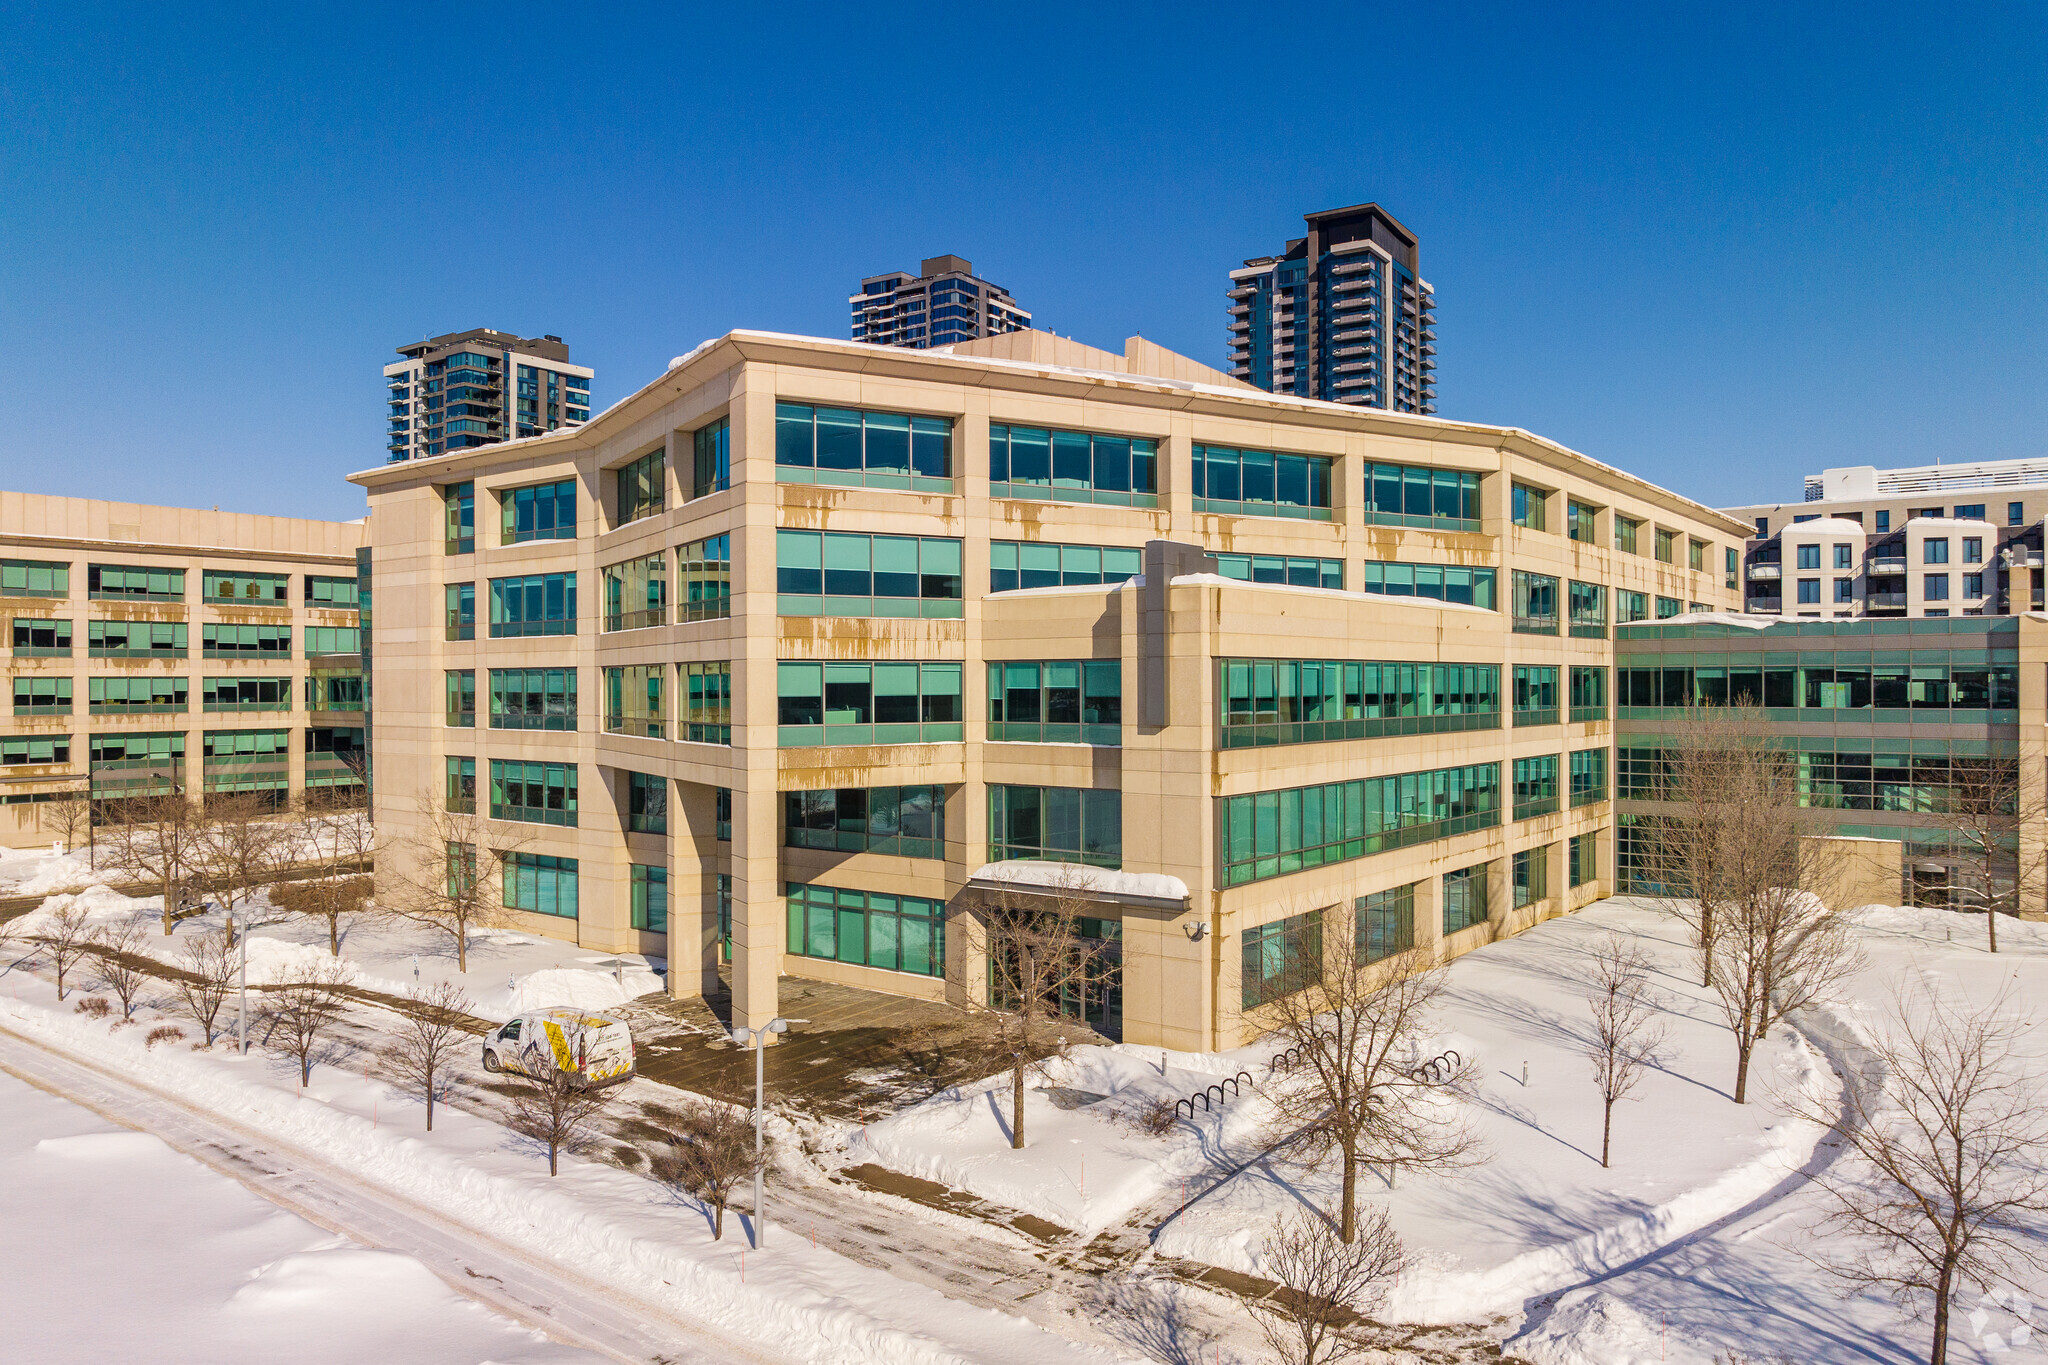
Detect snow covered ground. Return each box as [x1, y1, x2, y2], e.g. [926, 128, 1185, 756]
[850, 900, 1825, 1328]
[8, 880, 662, 1021]
[0, 1067, 604, 1365]
[0, 934, 1133, 1364]
[847, 897, 2048, 1360]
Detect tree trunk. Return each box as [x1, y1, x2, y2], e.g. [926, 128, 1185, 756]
[425, 1089, 435, 1132]
[1931, 1262, 1952, 1365]
[1732, 1038, 1753, 1105]
[1339, 1144, 1358, 1244]
[457, 921, 468, 974]
[714, 1201, 724, 1240]
[1602, 1096, 1614, 1168]
[1011, 1047, 1026, 1150]
[548, 1139, 558, 1177]
[1989, 906, 1999, 954]
[329, 914, 340, 956]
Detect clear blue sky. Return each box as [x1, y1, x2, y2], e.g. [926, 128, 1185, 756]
[4, 2, 2044, 521]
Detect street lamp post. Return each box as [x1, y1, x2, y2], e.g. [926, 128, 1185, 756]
[729, 1017, 806, 1247]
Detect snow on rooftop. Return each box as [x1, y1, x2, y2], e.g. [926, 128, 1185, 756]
[1171, 572, 1497, 614]
[969, 861, 1189, 903]
[1778, 517, 1875, 535]
[1631, 611, 1775, 630]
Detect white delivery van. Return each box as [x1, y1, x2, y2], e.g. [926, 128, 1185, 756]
[482, 1008, 636, 1087]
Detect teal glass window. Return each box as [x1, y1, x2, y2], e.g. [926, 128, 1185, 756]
[602, 664, 667, 740]
[1513, 666, 1559, 726]
[680, 661, 730, 743]
[627, 771, 667, 834]
[444, 670, 475, 727]
[89, 564, 183, 601]
[304, 627, 360, 657]
[1361, 562, 1496, 608]
[445, 756, 476, 813]
[202, 624, 291, 659]
[784, 882, 945, 977]
[1513, 754, 1560, 819]
[88, 732, 181, 796]
[298, 673, 355, 713]
[693, 417, 731, 500]
[617, 448, 665, 524]
[1570, 832, 1595, 887]
[1242, 911, 1323, 1009]
[1614, 655, 2019, 716]
[1, 559, 69, 597]
[504, 852, 578, 918]
[501, 479, 577, 544]
[445, 583, 475, 640]
[443, 482, 475, 554]
[1218, 763, 1501, 886]
[1442, 863, 1490, 934]
[1215, 553, 1344, 589]
[489, 573, 577, 636]
[987, 661, 1121, 744]
[993, 424, 1157, 507]
[489, 668, 576, 731]
[775, 530, 961, 617]
[631, 865, 667, 931]
[91, 677, 186, 713]
[1514, 848, 1549, 908]
[1362, 464, 1480, 531]
[777, 402, 954, 491]
[1219, 659, 1499, 748]
[1513, 571, 1560, 634]
[1568, 581, 1608, 638]
[12, 618, 71, 656]
[12, 677, 71, 715]
[1569, 666, 1608, 722]
[987, 786, 1122, 867]
[1357, 884, 1415, 964]
[307, 576, 360, 608]
[776, 661, 962, 746]
[200, 677, 284, 712]
[3, 735, 71, 766]
[1512, 483, 1550, 531]
[991, 541, 1144, 592]
[1193, 444, 1329, 520]
[89, 621, 187, 658]
[201, 728, 290, 795]
[489, 760, 578, 826]
[1617, 590, 1649, 624]
[679, 535, 730, 622]
[202, 571, 289, 604]
[785, 786, 944, 858]
[603, 552, 668, 631]
[1570, 748, 1608, 807]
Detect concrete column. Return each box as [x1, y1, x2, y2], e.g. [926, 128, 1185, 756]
[1544, 838, 1568, 919]
[1413, 869, 1445, 961]
[667, 780, 723, 1000]
[1485, 852, 1512, 932]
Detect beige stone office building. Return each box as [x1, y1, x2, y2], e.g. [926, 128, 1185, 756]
[0, 494, 366, 846]
[349, 330, 1746, 1051]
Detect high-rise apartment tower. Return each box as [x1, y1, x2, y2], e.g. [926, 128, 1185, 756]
[850, 256, 1032, 349]
[385, 329, 594, 462]
[1229, 203, 1436, 414]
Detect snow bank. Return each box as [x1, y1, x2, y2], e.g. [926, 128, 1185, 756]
[969, 862, 1189, 903]
[0, 994, 1123, 1365]
[1515, 1288, 1701, 1365]
[505, 966, 663, 1016]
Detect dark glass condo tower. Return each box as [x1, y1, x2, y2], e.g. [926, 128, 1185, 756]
[1228, 203, 1436, 414]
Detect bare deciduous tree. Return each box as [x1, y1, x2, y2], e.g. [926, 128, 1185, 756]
[382, 792, 526, 973]
[40, 902, 95, 1000]
[649, 1099, 762, 1240]
[256, 957, 357, 1083]
[1650, 700, 1859, 1102]
[1253, 1205, 1406, 1365]
[1939, 753, 2044, 955]
[44, 793, 94, 861]
[1582, 934, 1667, 1168]
[97, 791, 206, 936]
[1259, 913, 1482, 1244]
[502, 1037, 617, 1177]
[966, 867, 1111, 1150]
[272, 874, 373, 957]
[174, 930, 237, 1045]
[192, 793, 297, 945]
[383, 980, 473, 1131]
[88, 922, 153, 1020]
[1787, 980, 2048, 1365]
